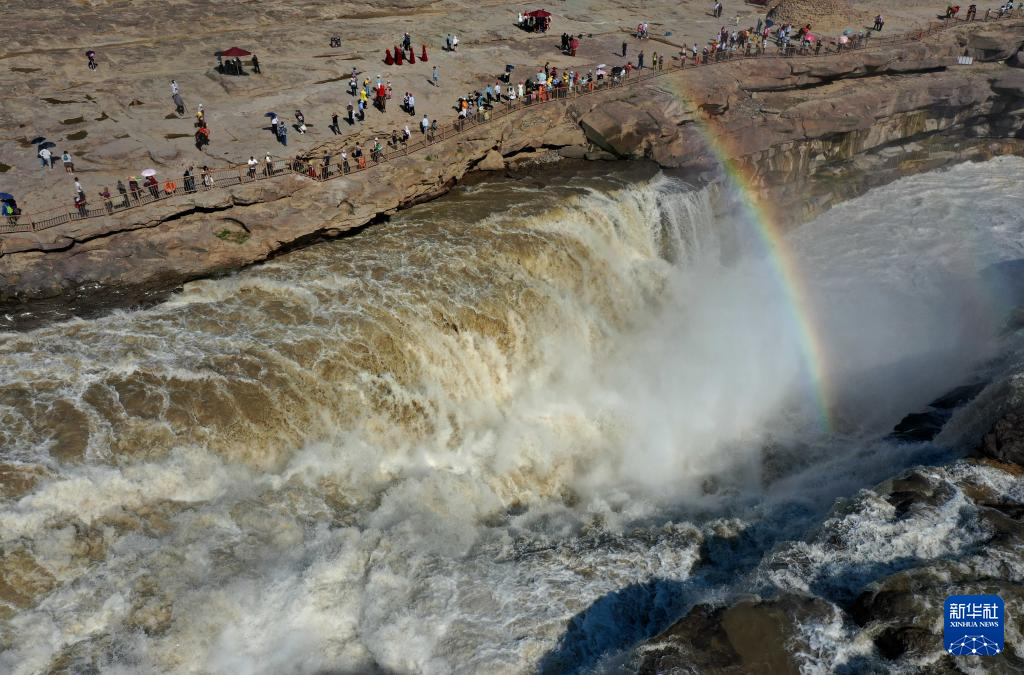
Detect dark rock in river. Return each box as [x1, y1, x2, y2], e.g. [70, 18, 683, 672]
[633, 593, 835, 674]
[980, 407, 1024, 466]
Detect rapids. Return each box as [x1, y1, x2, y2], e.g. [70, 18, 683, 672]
[1, 157, 1023, 673]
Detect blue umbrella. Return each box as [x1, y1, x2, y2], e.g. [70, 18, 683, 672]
[264, 111, 277, 118]
[0, 193, 15, 202]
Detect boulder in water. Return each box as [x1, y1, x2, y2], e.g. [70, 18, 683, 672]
[979, 407, 1024, 467]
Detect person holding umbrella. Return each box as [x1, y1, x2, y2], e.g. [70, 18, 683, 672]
[38, 146, 52, 170]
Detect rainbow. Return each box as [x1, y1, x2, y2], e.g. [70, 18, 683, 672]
[659, 75, 834, 430]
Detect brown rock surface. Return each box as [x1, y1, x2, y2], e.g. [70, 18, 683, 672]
[1, 2, 1022, 316]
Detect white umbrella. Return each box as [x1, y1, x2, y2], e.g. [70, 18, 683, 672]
[141, 168, 157, 177]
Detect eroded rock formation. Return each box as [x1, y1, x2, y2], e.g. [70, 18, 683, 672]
[1, 21, 1022, 314]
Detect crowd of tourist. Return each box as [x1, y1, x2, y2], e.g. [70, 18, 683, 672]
[7, 5, 1021, 227]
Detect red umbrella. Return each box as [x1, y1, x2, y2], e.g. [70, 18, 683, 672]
[220, 47, 252, 57]
[525, 9, 551, 18]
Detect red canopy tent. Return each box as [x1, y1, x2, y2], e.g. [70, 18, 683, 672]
[524, 9, 551, 17]
[220, 47, 252, 57]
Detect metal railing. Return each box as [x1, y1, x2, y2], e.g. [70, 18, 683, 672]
[2, 11, 1019, 237]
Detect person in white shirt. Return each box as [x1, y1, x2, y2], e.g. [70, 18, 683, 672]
[247, 156, 258, 178]
[170, 80, 179, 96]
[452, 35, 459, 51]
[420, 114, 430, 133]
[403, 125, 411, 142]
[406, 94, 415, 115]
[38, 147, 52, 169]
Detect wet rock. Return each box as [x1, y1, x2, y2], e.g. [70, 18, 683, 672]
[979, 407, 1024, 466]
[634, 593, 835, 674]
[557, 145, 588, 160]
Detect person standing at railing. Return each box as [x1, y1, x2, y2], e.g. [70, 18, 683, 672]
[144, 175, 159, 200]
[403, 125, 411, 144]
[184, 166, 196, 194]
[202, 166, 213, 189]
[247, 156, 258, 180]
[74, 177, 84, 197]
[129, 176, 141, 203]
[2, 201, 17, 225]
[341, 150, 350, 174]
[421, 113, 430, 134]
[100, 187, 113, 214]
[117, 180, 129, 208]
[74, 193, 88, 218]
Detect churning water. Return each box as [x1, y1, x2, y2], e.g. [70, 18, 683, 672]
[1, 157, 1023, 673]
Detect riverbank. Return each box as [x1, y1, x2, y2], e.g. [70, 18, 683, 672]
[1, 11, 1023, 324]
